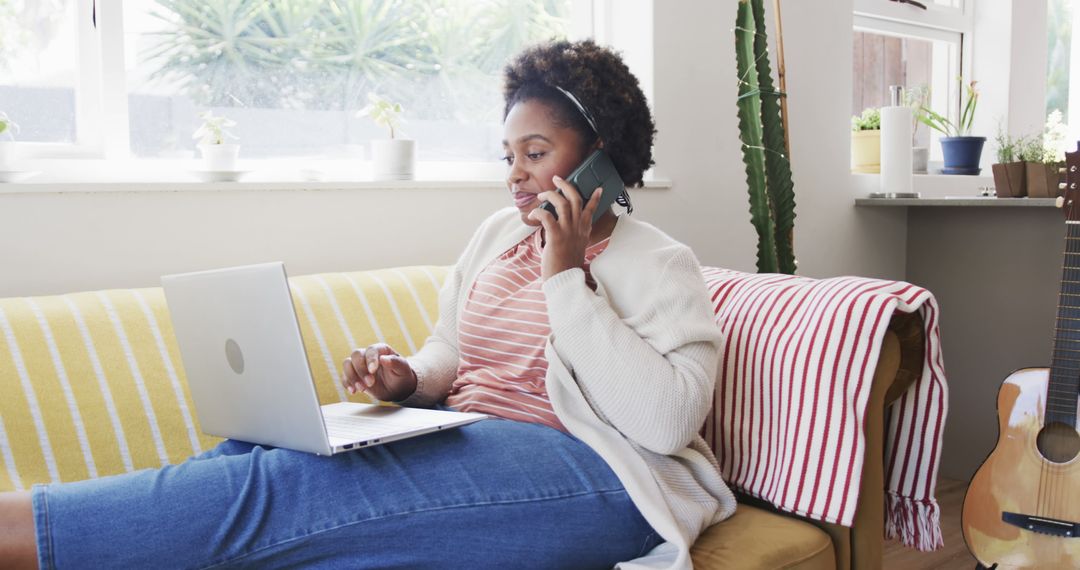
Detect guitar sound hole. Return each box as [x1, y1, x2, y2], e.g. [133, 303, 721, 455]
[1036, 422, 1080, 464]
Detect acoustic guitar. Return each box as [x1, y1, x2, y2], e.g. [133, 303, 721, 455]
[961, 147, 1080, 568]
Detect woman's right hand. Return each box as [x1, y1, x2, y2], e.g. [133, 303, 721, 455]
[342, 343, 418, 402]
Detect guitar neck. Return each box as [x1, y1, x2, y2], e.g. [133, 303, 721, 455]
[1051, 220, 1080, 426]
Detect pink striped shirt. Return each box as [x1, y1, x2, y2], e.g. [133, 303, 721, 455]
[445, 228, 610, 432]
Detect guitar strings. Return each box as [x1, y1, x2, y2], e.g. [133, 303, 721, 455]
[1070, 218, 1080, 519]
[1040, 227, 1064, 516]
[1041, 224, 1072, 517]
[1044, 224, 1071, 517]
[1045, 225, 1061, 517]
[1044, 162, 1080, 522]
[1046, 222, 1080, 519]
[1062, 224, 1080, 517]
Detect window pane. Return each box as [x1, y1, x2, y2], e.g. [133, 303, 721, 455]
[1047, 0, 1071, 124]
[0, 0, 77, 143]
[853, 30, 958, 150]
[124, 0, 572, 160]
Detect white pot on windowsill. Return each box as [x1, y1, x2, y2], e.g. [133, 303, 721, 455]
[0, 141, 20, 170]
[371, 139, 416, 181]
[198, 143, 241, 171]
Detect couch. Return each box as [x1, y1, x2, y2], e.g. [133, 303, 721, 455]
[0, 265, 925, 569]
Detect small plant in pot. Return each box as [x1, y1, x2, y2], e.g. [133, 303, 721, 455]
[1023, 109, 1068, 198]
[851, 107, 881, 174]
[991, 127, 1028, 197]
[917, 79, 984, 175]
[193, 110, 240, 171]
[358, 93, 416, 181]
[0, 111, 21, 169]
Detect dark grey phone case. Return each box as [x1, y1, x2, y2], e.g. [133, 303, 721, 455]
[540, 150, 625, 223]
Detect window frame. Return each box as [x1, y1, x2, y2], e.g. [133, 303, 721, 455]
[853, 0, 974, 163]
[12, 0, 105, 158]
[852, 0, 974, 93]
[852, 15, 964, 123]
[853, 0, 972, 33]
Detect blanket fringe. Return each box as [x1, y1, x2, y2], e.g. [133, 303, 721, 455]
[885, 492, 943, 551]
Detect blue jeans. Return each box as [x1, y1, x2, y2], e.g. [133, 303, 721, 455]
[31, 414, 661, 569]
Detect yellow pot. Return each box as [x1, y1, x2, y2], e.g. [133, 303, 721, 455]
[851, 130, 881, 174]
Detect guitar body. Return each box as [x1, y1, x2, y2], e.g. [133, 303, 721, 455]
[962, 368, 1080, 569]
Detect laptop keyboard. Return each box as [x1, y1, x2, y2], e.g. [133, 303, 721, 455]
[323, 415, 388, 440]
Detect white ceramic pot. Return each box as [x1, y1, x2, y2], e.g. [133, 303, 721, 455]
[198, 143, 240, 171]
[0, 141, 19, 170]
[371, 139, 416, 181]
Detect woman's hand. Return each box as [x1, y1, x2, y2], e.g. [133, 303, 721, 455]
[528, 175, 603, 281]
[342, 343, 418, 402]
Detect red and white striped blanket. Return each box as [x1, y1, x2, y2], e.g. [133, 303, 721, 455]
[699, 267, 947, 551]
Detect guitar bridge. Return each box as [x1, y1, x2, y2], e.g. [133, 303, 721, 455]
[1002, 512, 1080, 537]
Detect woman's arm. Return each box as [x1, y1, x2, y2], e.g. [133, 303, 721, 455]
[398, 262, 463, 407]
[542, 248, 721, 455]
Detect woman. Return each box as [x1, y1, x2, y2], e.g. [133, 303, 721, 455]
[0, 40, 734, 569]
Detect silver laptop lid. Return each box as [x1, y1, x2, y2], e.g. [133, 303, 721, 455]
[162, 262, 333, 456]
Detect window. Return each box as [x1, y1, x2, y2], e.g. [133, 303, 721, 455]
[1047, 0, 1071, 125]
[852, 19, 961, 151]
[853, 0, 971, 162]
[123, 0, 574, 161]
[2, 0, 588, 168]
[0, 0, 79, 144]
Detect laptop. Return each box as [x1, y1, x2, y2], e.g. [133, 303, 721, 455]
[161, 261, 487, 456]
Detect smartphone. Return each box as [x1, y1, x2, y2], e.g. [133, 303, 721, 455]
[539, 150, 625, 224]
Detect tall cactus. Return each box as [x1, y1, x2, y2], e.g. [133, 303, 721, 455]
[735, 0, 797, 274]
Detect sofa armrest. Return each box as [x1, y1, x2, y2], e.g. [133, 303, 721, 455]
[729, 312, 923, 570]
[883, 312, 924, 404]
[847, 312, 924, 568]
[818, 312, 924, 570]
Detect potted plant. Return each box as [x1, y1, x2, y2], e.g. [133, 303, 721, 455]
[0, 111, 20, 169]
[917, 79, 984, 174]
[735, 0, 796, 274]
[851, 107, 881, 174]
[904, 86, 930, 173]
[193, 110, 240, 171]
[1024, 110, 1068, 198]
[991, 127, 1027, 197]
[358, 93, 415, 181]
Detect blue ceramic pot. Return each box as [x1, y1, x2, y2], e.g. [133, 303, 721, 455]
[939, 136, 986, 175]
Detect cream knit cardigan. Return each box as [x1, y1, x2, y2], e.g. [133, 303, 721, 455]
[402, 207, 736, 569]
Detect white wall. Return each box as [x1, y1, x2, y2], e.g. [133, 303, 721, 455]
[0, 0, 908, 298]
[974, 0, 1047, 153]
[0, 186, 507, 296]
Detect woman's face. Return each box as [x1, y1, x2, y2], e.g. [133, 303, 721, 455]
[502, 99, 591, 226]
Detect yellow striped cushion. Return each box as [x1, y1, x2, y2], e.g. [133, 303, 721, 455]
[0, 266, 449, 492]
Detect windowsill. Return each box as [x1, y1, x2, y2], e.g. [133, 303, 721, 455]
[851, 171, 996, 200]
[0, 157, 673, 194]
[852, 172, 1060, 207]
[855, 197, 1059, 207]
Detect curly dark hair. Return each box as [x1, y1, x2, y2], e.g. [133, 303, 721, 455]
[503, 39, 655, 187]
